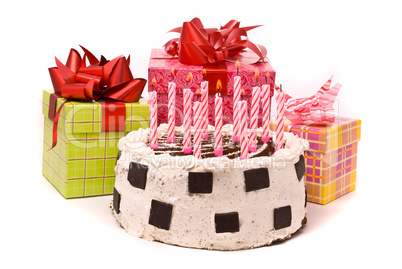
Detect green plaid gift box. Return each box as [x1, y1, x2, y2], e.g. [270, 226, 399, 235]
[42, 89, 149, 198]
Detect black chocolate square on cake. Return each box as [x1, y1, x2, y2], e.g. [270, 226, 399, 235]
[148, 200, 173, 230]
[113, 188, 121, 214]
[295, 155, 305, 181]
[188, 172, 213, 193]
[116, 150, 122, 164]
[305, 188, 307, 207]
[243, 168, 270, 192]
[274, 205, 292, 230]
[127, 162, 148, 190]
[215, 212, 240, 233]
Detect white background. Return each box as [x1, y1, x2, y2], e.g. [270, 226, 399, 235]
[1, 0, 401, 268]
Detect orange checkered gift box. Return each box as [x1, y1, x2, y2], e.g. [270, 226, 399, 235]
[271, 117, 361, 205]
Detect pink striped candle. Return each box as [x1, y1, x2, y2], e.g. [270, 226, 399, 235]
[232, 60, 241, 142]
[167, 80, 176, 143]
[200, 81, 209, 139]
[193, 99, 202, 159]
[214, 80, 223, 156]
[261, 82, 271, 143]
[239, 100, 249, 159]
[249, 86, 260, 152]
[182, 88, 193, 154]
[275, 86, 285, 150]
[262, 72, 273, 143]
[149, 87, 158, 149]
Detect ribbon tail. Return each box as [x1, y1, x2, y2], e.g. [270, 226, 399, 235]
[47, 100, 68, 151]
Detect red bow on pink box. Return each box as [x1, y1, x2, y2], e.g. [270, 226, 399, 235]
[164, 18, 268, 65]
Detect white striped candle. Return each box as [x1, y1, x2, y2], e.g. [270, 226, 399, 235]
[275, 88, 285, 151]
[149, 90, 158, 149]
[182, 88, 193, 154]
[239, 100, 249, 160]
[233, 61, 241, 142]
[193, 100, 202, 159]
[167, 81, 176, 143]
[200, 81, 209, 139]
[214, 90, 223, 157]
[249, 86, 260, 152]
[261, 84, 271, 143]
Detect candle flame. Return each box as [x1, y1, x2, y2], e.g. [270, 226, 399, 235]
[265, 72, 270, 77]
[254, 69, 260, 78]
[203, 69, 207, 76]
[186, 72, 193, 83]
[151, 77, 157, 85]
[235, 60, 240, 69]
[171, 68, 175, 76]
[216, 79, 222, 91]
[240, 89, 245, 95]
[195, 89, 201, 95]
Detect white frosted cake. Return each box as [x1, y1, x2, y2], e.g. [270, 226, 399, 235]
[112, 125, 309, 250]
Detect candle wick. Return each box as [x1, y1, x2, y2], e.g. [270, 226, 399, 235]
[186, 81, 188, 88]
[280, 84, 282, 92]
[171, 73, 173, 81]
[265, 76, 267, 84]
[217, 88, 220, 97]
[256, 77, 258, 86]
[152, 84, 154, 91]
[237, 68, 239, 76]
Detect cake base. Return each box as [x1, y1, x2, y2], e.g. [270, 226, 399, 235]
[111, 202, 307, 250]
[113, 127, 308, 250]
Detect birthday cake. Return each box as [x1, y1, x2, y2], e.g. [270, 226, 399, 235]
[112, 124, 308, 250]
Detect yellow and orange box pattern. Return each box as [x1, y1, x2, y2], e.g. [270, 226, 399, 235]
[42, 90, 149, 198]
[272, 117, 361, 205]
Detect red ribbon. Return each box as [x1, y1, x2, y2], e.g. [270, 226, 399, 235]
[164, 18, 267, 65]
[48, 46, 147, 150]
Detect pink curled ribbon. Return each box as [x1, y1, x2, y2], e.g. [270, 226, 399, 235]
[282, 76, 341, 125]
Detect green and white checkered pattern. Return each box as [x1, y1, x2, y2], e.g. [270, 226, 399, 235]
[42, 90, 149, 198]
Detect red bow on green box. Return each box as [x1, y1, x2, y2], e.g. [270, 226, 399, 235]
[48, 46, 147, 150]
[164, 17, 268, 65]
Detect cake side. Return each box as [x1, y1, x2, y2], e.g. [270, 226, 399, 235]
[112, 125, 308, 250]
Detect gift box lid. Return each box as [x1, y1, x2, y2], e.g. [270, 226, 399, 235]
[271, 117, 361, 153]
[42, 90, 149, 134]
[148, 48, 275, 96]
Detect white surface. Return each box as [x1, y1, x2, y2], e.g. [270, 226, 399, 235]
[1, 0, 401, 268]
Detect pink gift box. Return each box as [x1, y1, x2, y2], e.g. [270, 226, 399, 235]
[148, 49, 276, 126]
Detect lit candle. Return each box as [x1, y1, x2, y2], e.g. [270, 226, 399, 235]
[239, 92, 249, 160]
[149, 78, 158, 150]
[167, 68, 176, 143]
[232, 60, 241, 142]
[200, 71, 209, 139]
[261, 72, 271, 143]
[249, 69, 260, 152]
[193, 89, 202, 159]
[275, 85, 285, 150]
[183, 73, 194, 154]
[214, 79, 223, 157]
